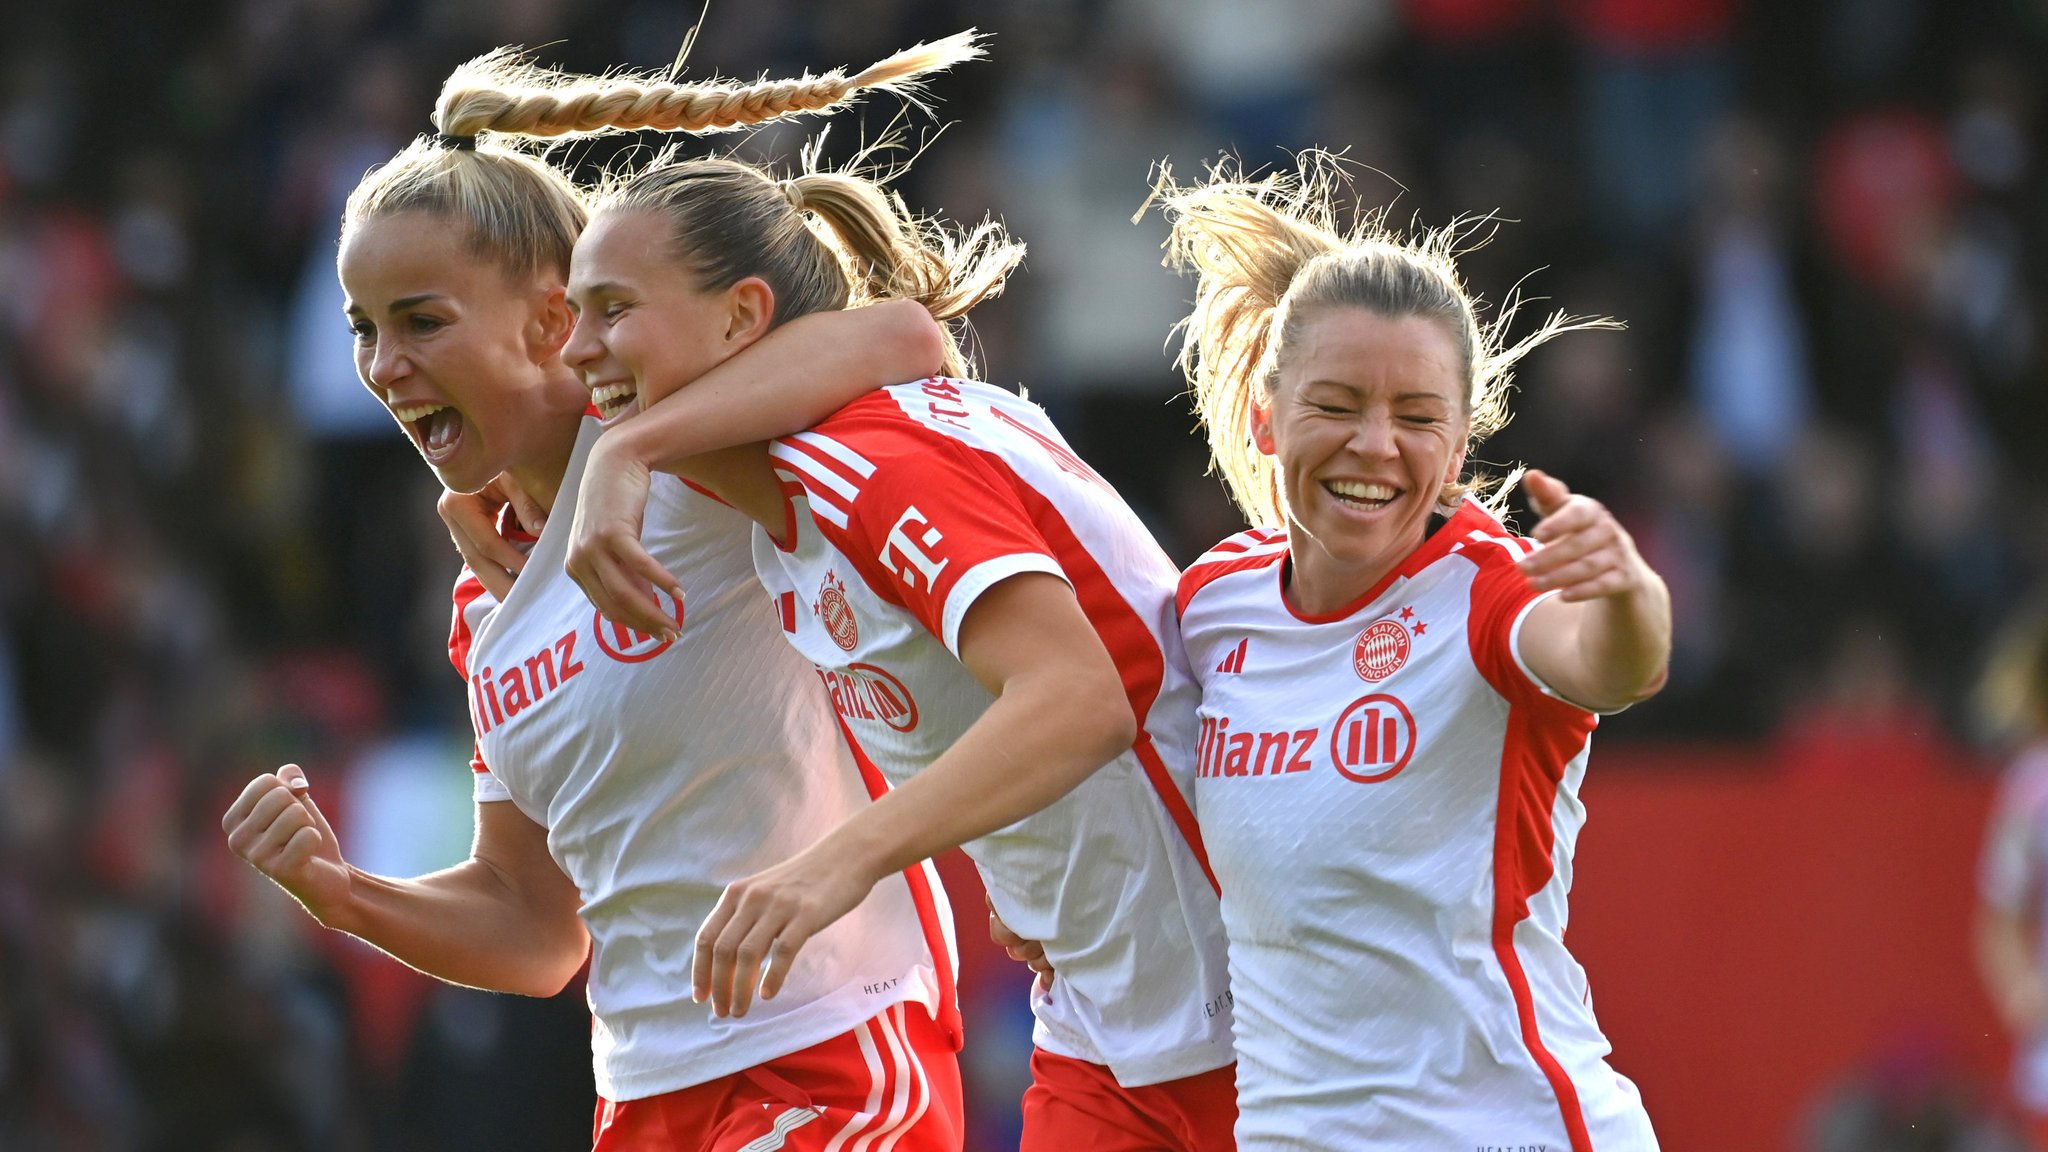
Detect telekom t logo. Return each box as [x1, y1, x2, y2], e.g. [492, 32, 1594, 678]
[881, 506, 950, 592]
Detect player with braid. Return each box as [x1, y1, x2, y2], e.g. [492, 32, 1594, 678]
[222, 37, 991, 1152]
[476, 55, 1242, 1152]
[1161, 155, 1666, 1150]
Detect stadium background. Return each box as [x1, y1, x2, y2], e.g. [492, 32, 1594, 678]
[2, 0, 2044, 1147]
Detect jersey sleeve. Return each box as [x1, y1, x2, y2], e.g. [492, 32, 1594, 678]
[1466, 543, 1591, 714]
[774, 422, 1067, 656]
[448, 568, 513, 803]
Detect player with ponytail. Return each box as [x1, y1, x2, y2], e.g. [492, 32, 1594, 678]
[224, 39, 988, 1152]
[1164, 154, 1667, 1150]
[478, 54, 1243, 1151]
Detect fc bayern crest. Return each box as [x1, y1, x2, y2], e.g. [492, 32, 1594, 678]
[1353, 618, 1411, 681]
[819, 572, 859, 651]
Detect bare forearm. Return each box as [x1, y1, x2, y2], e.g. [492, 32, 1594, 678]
[1569, 577, 1672, 709]
[319, 860, 589, 997]
[817, 683, 1133, 886]
[606, 299, 943, 473]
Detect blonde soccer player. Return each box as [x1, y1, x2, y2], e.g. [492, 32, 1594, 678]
[502, 69, 1242, 1152]
[222, 39, 993, 1152]
[1156, 156, 1667, 1151]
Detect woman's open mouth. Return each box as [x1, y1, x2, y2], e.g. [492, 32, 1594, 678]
[591, 382, 639, 422]
[393, 402, 464, 464]
[1324, 479, 1399, 512]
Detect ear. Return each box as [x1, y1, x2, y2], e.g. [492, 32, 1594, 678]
[1250, 393, 1278, 457]
[1443, 429, 1470, 488]
[528, 283, 574, 364]
[722, 277, 777, 351]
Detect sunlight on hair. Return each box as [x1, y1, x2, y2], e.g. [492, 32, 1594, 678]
[1150, 151, 1621, 528]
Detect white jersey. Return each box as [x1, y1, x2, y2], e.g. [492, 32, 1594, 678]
[750, 378, 1234, 1087]
[451, 416, 954, 1102]
[1176, 501, 1657, 1151]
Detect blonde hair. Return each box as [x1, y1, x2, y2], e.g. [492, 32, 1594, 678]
[343, 139, 585, 284]
[437, 31, 986, 140]
[339, 31, 990, 288]
[1154, 154, 1621, 528]
[466, 35, 1022, 378]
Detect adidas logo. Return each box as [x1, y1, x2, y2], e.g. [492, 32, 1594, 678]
[1215, 638, 1248, 675]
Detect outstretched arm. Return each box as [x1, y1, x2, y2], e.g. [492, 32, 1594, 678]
[569, 300, 946, 635]
[1514, 469, 1672, 712]
[223, 766, 589, 997]
[692, 572, 1135, 1017]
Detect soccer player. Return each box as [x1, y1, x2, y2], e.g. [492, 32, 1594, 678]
[482, 70, 1239, 1150]
[1160, 156, 1668, 1150]
[221, 39, 992, 1151]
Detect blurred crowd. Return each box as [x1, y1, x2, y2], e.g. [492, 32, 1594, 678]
[2, 0, 2045, 1147]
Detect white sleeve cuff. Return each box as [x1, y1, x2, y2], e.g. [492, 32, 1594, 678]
[1507, 590, 1615, 715]
[941, 553, 1068, 655]
[473, 770, 513, 804]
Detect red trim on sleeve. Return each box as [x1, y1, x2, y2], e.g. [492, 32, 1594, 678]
[825, 691, 963, 1052]
[799, 400, 1220, 891]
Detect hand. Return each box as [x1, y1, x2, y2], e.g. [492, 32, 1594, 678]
[692, 847, 882, 1018]
[221, 765, 352, 923]
[986, 892, 1054, 992]
[440, 475, 545, 602]
[567, 434, 683, 641]
[1517, 470, 1654, 604]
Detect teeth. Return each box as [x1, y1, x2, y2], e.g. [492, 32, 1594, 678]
[591, 382, 637, 413]
[1328, 480, 1397, 503]
[392, 402, 447, 424]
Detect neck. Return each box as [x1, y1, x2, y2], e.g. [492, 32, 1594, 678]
[504, 361, 590, 516]
[1283, 521, 1427, 617]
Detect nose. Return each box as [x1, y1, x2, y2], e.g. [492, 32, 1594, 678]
[363, 333, 409, 392]
[562, 310, 601, 379]
[1346, 409, 1397, 459]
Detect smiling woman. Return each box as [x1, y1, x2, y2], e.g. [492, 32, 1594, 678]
[1157, 155, 1672, 1151]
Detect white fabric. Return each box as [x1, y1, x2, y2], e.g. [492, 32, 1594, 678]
[455, 417, 946, 1101]
[1178, 503, 1659, 1150]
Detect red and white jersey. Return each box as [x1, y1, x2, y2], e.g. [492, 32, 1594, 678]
[751, 378, 1234, 1088]
[450, 416, 954, 1102]
[1177, 500, 1658, 1151]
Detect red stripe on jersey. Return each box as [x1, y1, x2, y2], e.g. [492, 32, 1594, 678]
[449, 570, 490, 678]
[993, 459, 1220, 895]
[1177, 551, 1285, 620]
[826, 692, 964, 1052]
[1487, 702, 1597, 1152]
[778, 591, 798, 633]
[1465, 532, 1600, 1152]
[777, 434, 872, 497]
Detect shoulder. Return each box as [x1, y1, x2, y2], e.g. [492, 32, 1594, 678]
[1438, 500, 1537, 575]
[1177, 527, 1289, 620]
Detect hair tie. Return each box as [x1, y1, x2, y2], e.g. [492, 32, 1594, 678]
[777, 178, 804, 210]
[436, 131, 478, 152]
